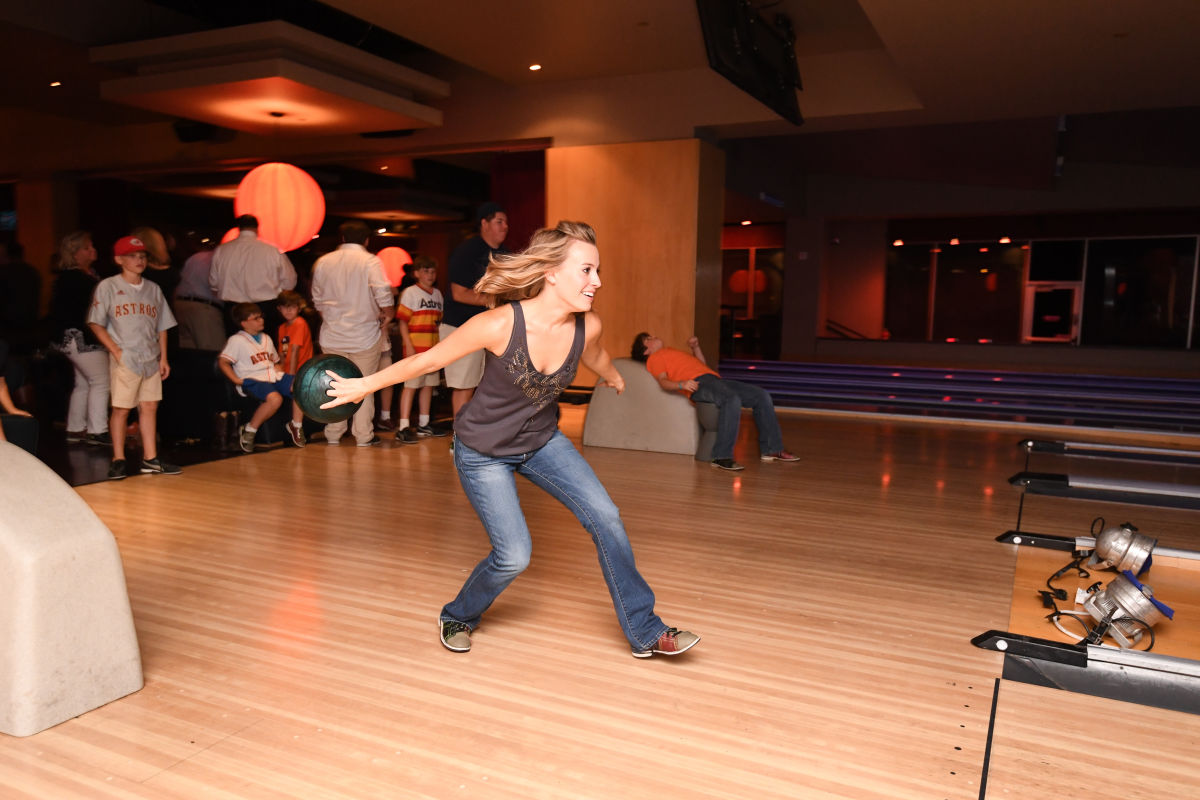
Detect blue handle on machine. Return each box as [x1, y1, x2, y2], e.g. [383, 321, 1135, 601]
[1122, 570, 1174, 620]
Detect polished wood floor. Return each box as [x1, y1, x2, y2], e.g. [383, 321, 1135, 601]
[3, 407, 1199, 799]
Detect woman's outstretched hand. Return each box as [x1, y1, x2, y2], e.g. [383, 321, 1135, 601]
[319, 371, 370, 409]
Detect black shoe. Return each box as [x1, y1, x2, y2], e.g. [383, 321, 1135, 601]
[357, 435, 382, 447]
[711, 458, 745, 472]
[429, 423, 452, 438]
[85, 431, 113, 446]
[439, 618, 471, 652]
[395, 427, 419, 445]
[374, 418, 398, 433]
[107, 459, 127, 480]
[140, 458, 182, 475]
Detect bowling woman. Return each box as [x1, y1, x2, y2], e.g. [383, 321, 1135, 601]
[321, 221, 699, 658]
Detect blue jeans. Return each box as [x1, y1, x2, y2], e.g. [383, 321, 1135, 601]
[442, 431, 668, 650]
[691, 374, 784, 460]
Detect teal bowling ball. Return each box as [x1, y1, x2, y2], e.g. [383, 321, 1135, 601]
[293, 354, 363, 424]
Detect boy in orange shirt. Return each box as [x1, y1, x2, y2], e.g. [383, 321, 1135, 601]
[276, 290, 313, 375]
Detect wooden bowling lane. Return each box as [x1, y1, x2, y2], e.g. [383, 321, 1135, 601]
[983, 679, 1200, 800]
[5, 409, 1200, 798]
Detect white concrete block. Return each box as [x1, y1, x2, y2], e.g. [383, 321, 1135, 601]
[0, 441, 143, 737]
[583, 358, 701, 456]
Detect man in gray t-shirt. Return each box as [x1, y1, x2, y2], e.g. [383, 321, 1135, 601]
[87, 235, 181, 481]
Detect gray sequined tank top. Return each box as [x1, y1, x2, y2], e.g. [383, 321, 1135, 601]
[454, 302, 585, 457]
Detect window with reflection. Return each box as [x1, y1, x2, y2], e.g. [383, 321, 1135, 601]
[932, 244, 1024, 343]
[720, 246, 784, 359]
[1081, 237, 1196, 348]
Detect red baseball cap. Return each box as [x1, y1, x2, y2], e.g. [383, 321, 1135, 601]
[113, 236, 148, 256]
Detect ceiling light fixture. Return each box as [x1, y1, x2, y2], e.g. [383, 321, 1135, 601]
[49, 81, 62, 87]
[949, 238, 960, 246]
[740, 220, 752, 226]
[529, 64, 542, 71]
[998, 236, 1012, 244]
[892, 239, 904, 246]
[91, 21, 448, 137]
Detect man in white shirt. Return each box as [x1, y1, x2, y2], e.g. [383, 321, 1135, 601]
[208, 215, 297, 341]
[311, 221, 394, 446]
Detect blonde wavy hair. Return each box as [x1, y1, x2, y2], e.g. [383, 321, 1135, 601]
[58, 230, 93, 270]
[474, 220, 596, 308]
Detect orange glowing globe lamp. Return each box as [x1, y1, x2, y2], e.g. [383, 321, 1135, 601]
[377, 246, 413, 287]
[729, 269, 767, 294]
[234, 162, 325, 252]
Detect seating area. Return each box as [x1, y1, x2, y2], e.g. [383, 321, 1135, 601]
[718, 359, 1200, 434]
[582, 358, 717, 460]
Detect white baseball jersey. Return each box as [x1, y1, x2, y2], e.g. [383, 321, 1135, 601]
[220, 330, 283, 395]
[87, 274, 177, 377]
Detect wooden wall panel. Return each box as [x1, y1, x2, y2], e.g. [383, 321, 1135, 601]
[14, 178, 77, 315]
[546, 139, 723, 381]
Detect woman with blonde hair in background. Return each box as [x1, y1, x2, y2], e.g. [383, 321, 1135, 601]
[322, 221, 700, 659]
[49, 230, 111, 445]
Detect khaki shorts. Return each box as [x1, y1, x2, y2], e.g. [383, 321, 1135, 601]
[403, 370, 441, 389]
[440, 323, 485, 389]
[110, 358, 162, 408]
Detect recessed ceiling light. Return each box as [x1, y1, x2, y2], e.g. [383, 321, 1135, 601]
[740, 220, 752, 226]
[892, 239, 904, 246]
[998, 236, 1011, 244]
[529, 64, 542, 71]
[377, 227, 387, 234]
[49, 81, 61, 87]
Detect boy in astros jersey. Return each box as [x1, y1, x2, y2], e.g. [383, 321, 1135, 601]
[219, 302, 307, 452]
[87, 235, 180, 480]
[394, 256, 448, 444]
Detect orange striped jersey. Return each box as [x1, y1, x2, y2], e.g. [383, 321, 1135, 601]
[396, 284, 443, 353]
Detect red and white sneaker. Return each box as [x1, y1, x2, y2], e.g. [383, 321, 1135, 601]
[286, 420, 306, 448]
[632, 627, 700, 658]
[761, 450, 799, 462]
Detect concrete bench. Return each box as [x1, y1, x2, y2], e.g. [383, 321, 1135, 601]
[582, 358, 717, 461]
[0, 441, 143, 737]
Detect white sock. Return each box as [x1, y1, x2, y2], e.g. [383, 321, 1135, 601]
[380, 410, 391, 420]
[419, 414, 430, 427]
[399, 419, 410, 430]
[246, 424, 258, 433]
